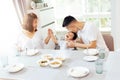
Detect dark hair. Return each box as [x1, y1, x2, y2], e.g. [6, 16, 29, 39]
[62, 15, 76, 27]
[72, 32, 78, 40]
[22, 13, 38, 32]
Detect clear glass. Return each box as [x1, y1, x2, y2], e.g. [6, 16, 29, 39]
[0, 56, 8, 68]
[14, 45, 21, 56]
[59, 40, 67, 50]
[95, 59, 103, 74]
[98, 48, 105, 59]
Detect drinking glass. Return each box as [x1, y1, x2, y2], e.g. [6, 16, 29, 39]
[95, 59, 103, 74]
[59, 40, 67, 50]
[97, 47, 106, 59]
[0, 55, 8, 68]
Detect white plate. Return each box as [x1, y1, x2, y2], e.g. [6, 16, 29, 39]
[83, 49, 98, 56]
[37, 59, 49, 67]
[7, 64, 24, 73]
[27, 49, 39, 56]
[49, 60, 62, 68]
[68, 66, 89, 78]
[83, 56, 98, 62]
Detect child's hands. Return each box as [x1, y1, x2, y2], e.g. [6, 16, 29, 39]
[45, 29, 53, 44]
[48, 29, 53, 37]
[48, 29, 58, 44]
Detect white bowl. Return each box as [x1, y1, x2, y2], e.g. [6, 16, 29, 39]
[37, 59, 49, 67]
[49, 60, 62, 68]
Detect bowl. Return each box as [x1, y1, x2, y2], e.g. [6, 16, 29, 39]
[49, 60, 62, 68]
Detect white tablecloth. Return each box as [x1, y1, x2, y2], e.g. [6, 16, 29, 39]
[105, 52, 120, 80]
[0, 49, 106, 80]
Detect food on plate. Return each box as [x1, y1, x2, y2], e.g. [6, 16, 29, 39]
[49, 60, 62, 68]
[37, 59, 49, 67]
[51, 61, 60, 65]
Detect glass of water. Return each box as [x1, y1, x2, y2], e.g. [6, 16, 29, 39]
[95, 59, 104, 74]
[0, 55, 8, 68]
[99, 48, 106, 59]
[59, 40, 67, 50]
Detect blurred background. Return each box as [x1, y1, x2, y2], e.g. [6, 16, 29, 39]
[0, 0, 120, 55]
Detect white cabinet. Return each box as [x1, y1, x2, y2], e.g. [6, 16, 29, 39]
[27, 7, 55, 29]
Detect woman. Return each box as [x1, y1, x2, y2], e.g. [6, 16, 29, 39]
[16, 13, 55, 51]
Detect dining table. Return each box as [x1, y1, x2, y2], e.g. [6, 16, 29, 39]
[0, 49, 107, 80]
[105, 51, 120, 80]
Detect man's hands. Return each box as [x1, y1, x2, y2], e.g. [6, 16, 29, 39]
[66, 41, 75, 48]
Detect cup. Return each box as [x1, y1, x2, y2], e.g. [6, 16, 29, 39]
[15, 47, 21, 56]
[95, 59, 103, 74]
[98, 48, 105, 59]
[0, 56, 8, 68]
[59, 41, 67, 50]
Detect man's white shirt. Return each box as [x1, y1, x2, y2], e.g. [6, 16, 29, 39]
[77, 22, 109, 51]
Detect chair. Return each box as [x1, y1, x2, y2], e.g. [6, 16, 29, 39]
[102, 34, 114, 51]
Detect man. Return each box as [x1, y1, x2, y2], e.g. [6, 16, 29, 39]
[62, 15, 108, 51]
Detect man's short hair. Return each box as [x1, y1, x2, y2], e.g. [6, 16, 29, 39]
[62, 16, 76, 27]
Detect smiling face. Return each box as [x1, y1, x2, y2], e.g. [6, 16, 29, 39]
[65, 32, 74, 40]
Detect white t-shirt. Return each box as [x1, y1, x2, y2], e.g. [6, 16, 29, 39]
[16, 30, 44, 50]
[77, 22, 109, 51]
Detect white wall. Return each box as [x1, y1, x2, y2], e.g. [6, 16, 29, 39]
[111, 0, 120, 50]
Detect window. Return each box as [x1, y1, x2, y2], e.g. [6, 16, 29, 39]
[52, 0, 111, 32]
